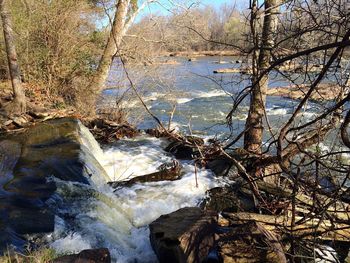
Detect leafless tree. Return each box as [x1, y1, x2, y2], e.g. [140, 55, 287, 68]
[0, 0, 26, 115]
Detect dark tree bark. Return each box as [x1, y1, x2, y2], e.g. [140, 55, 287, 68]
[0, 0, 26, 114]
[244, 0, 280, 154]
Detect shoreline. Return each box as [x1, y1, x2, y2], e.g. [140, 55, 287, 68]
[165, 50, 242, 57]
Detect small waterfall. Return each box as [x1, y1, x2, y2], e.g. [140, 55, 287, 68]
[47, 128, 225, 262]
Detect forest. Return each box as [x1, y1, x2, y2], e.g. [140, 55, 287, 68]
[0, 0, 349, 262]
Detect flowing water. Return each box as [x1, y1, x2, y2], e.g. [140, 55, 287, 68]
[102, 56, 329, 141]
[46, 126, 228, 262]
[47, 57, 348, 262]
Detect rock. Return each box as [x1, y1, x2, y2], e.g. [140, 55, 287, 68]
[109, 160, 182, 188]
[28, 110, 50, 119]
[206, 156, 237, 178]
[200, 185, 256, 213]
[161, 59, 181, 65]
[149, 208, 289, 263]
[213, 68, 252, 74]
[0, 117, 109, 253]
[149, 207, 217, 263]
[12, 115, 29, 127]
[3, 119, 13, 126]
[165, 141, 199, 160]
[53, 248, 111, 263]
[4, 176, 57, 200]
[0, 140, 21, 177]
[8, 206, 54, 235]
[216, 221, 287, 263]
[266, 83, 342, 101]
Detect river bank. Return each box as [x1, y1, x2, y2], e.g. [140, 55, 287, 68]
[165, 50, 241, 58]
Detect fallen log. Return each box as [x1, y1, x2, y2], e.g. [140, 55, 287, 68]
[247, 180, 350, 222]
[108, 160, 182, 188]
[221, 212, 350, 242]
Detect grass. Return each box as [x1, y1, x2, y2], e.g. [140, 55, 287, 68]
[0, 248, 57, 263]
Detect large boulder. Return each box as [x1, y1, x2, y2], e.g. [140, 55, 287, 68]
[149, 207, 217, 263]
[149, 207, 287, 263]
[0, 117, 108, 253]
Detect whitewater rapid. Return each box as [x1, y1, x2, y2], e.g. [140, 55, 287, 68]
[46, 126, 226, 262]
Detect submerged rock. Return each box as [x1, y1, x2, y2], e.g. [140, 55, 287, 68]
[53, 248, 111, 263]
[0, 117, 109, 253]
[149, 207, 217, 263]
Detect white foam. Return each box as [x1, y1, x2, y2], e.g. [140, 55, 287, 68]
[267, 107, 289, 116]
[51, 233, 92, 254]
[314, 245, 339, 263]
[176, 98, 193, 104]
[101, 138, 172, 182]
[48, 135, 223, 262]
[144, 92, 165, 102]
[196, 89, 230, 98]
[115, 163, 219, 227]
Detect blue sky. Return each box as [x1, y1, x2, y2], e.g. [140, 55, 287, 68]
[140, 0, 248, 18]
[200, 0, 246, 9]
[97, 0, 248, 27]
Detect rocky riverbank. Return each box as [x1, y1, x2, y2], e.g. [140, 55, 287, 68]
[0, 117, 349, 262]
[166, 50, 241, 57]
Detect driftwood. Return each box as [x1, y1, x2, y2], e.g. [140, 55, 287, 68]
[84, 118, 138, 144]
[221, 212, 350, 242]
[108, 160, 182, 188]
[247, 180, 350, 222]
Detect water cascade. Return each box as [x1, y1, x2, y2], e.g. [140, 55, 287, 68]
[47, 124, 226, 262]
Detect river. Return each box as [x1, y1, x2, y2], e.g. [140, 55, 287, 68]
[47, 56, 347, 262]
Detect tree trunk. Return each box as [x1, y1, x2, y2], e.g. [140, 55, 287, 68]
[0, 0, 26, 114]
[244, 0, 280, 154]
[90, 0, 130, 92]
